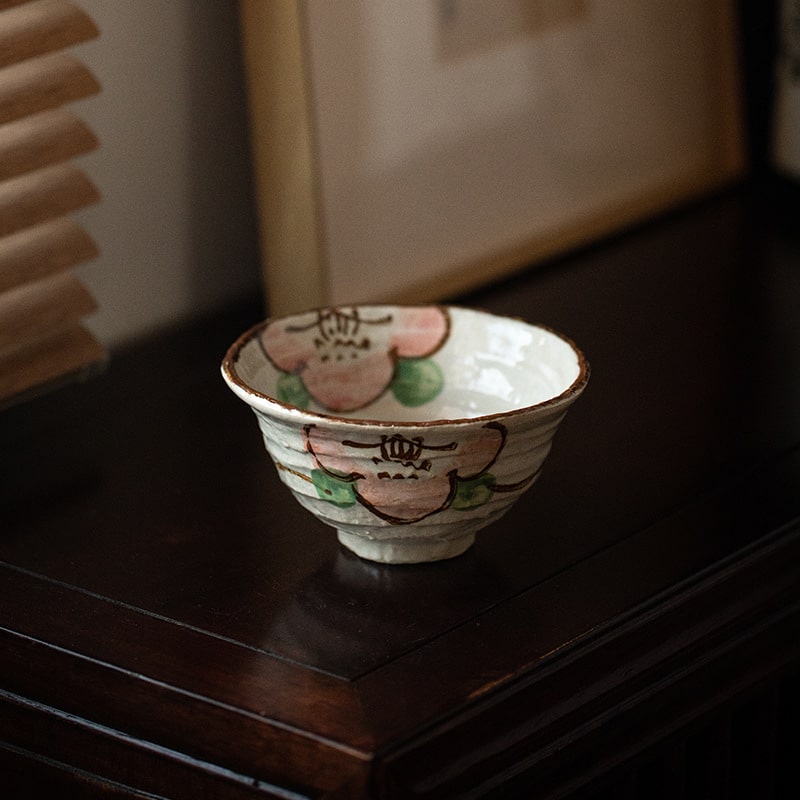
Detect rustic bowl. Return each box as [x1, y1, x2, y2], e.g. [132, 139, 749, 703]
[221, 305, 589, 564]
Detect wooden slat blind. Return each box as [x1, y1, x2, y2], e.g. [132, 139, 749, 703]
[0, 0, 101, 407]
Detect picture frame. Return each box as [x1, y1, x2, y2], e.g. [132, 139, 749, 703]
[240, 0, 744, 315]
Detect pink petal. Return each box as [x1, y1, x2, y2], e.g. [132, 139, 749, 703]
[303, 352, 395, 412]
[389, 307, 449, 358]
[306, 423, 507, 524]
[357, 472, 456, 523]
[305, 425, 363, 478]
[447, 422, 506, 480]
[259, 319, 317, 373]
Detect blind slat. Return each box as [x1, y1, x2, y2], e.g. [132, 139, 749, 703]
[0, 162, 99, 237]
[0, 53, 99, 124]
[0, 107, 97, 180]
[0, 321, 103, 404]
[0, 270, 95, 350]
[0, 216, 97, 293]
[0, 0, 98, 68]
[0, 0, 102, 407]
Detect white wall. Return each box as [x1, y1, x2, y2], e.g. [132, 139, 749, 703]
[72, 1, 261, 348]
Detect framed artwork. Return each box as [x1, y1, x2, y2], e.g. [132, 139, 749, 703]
[240, 0, 744, 315]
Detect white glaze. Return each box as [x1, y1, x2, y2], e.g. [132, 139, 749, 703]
[222, 305, 588, 564]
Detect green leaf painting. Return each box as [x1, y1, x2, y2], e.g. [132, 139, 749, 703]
[276, 373, 309, 409]
[391, 358, 444, 407]
[452, 473, 496, 511]
[311, 469, 357, 507]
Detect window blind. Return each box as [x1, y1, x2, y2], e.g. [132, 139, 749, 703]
[0, 0, 102, 408]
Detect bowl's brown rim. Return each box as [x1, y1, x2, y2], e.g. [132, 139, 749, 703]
[221, 303, 590, 429]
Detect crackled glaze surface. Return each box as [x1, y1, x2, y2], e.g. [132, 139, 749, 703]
[222, 305, 589, 563]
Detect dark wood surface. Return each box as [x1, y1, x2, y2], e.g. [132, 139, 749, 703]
[2, 181, 800, 798]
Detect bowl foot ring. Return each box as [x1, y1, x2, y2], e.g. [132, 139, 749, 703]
[337, 530, 475, 565]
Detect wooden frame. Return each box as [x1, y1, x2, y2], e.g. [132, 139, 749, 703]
[240, 0, 744, 315]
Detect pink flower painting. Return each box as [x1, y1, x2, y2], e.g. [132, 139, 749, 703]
[304, 421, 508, 524]
[259, 306, 450, 412]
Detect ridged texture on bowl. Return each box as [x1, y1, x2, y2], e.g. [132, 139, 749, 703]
[250, 397, 570, 564]
[222, 305, 588, 563]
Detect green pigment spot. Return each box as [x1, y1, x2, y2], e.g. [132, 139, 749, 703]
[391, 358, 444, 407]
[311, 469, 357, 507]
[277, 373, 309, 409]
[452, 473, 496, 511]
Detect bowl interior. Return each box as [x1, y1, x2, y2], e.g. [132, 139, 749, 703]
[225, 305, 585, 422]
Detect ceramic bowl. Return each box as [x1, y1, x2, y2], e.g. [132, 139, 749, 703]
[221, 305, 589, 564]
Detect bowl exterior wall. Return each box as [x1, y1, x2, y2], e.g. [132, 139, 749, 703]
[250, 401, 571, 563]
[222, 304, 589, 564]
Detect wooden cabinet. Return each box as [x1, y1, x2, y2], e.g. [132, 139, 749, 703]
[2, 184, 799, 798]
